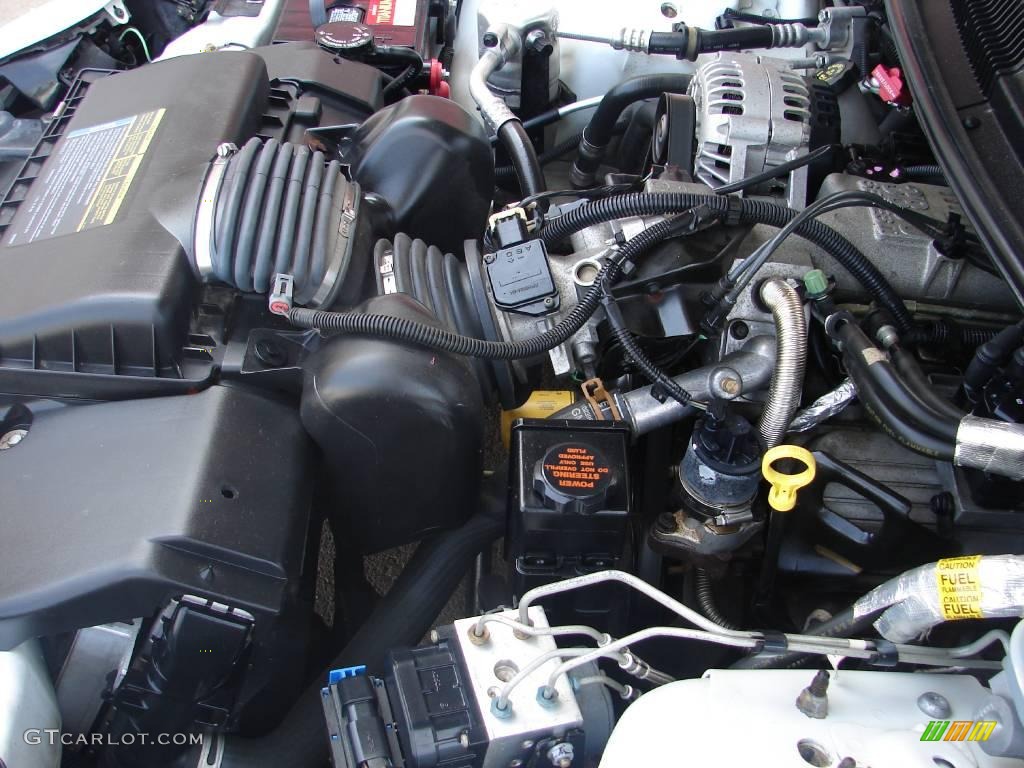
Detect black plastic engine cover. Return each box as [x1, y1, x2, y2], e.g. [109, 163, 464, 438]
[0, 385, 313, 654]
[342, 95, 494, 254]
[300, 293, 485, 554]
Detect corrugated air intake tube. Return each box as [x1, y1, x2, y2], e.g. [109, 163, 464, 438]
[192, 137, 361, 308]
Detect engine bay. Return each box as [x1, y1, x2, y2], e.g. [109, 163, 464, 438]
[2, 1, 1024, 767]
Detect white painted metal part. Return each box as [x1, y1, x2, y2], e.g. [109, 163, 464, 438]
[600, 669, 1023, 767]
[157, 0, 288, 60]
[0, 640, 62, 768]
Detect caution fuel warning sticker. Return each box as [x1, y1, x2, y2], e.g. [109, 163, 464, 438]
[936, 555, 984, 620]
[5, 108, 165, 246]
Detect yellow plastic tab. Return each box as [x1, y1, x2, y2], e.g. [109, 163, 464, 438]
[501, 391, 576, 447]
[762, 445, 817, 512]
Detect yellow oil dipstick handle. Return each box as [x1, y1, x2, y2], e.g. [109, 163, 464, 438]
[762, 445, 817, 512]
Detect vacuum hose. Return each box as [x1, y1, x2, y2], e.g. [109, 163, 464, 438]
[541, 191, 914, 333]
[571, 73, 692, 188]
[469, 40, 545, 199]
[830, 313, 1024, 480]
[212, 506, 505, 768]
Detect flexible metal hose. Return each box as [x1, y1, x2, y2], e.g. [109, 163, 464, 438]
[758, 279, 808, 448]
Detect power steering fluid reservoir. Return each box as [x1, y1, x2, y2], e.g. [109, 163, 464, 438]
[506, 418, 632, 626]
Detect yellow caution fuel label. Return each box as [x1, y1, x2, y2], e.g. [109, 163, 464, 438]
[936, 555, 984, 620]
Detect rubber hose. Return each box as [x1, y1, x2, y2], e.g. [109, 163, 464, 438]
[498, 120, 546, 199]
[572, 73, 692, 187]
[758, 279, 808, 448]
[890, 346, 964, 422]
[695, 569, 739, 631]
[495, 132, 583, 182]
[837, 321, 960, 442]
[831, 324, 957, 458]
[288, 215, 686, 360]
[731, 606, 882, 670]
[542, 192, 914, 333]
[216, 506, 504, 768]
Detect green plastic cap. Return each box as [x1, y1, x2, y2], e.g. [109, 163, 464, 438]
[804, 269, 830, 297]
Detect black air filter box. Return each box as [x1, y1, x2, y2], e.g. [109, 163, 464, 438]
[0, 53, 269, 396]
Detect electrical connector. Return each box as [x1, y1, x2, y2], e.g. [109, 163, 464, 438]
[269, 273, 294, 316]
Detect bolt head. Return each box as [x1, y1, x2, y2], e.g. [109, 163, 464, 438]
[483, 31, 499, 48]
[0, 429, 27, 450]
[918, 691, 952, 719]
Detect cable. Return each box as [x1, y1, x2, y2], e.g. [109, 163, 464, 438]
[695, 569, 739, 630]
[540, 191, 915, 333]
[602, 278, 692, 407]
[382, 63, 419, 99]
[119, 27, 151, 62]
[714, 144, 836, 195]
[287, 214, 687, 360]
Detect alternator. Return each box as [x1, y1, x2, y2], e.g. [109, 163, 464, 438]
[689, 52, 812, 208]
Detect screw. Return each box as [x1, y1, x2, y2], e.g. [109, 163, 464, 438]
[796, 670, 830, 719]
[483, 252, 496, 264]
[547, 743, 574, 767]
[543, 296, 555, 308]
[526, 29, 553, 55]
[917, 691, 952, 719]
[482, 31, 499, 48]
[459, 731, 470, 748]
[730, 321, 749, 340]
[655, 512, 677, 534]
[521, 740, 535, 750]
[254, 339, 287, 368]
[963, 115, 981, 130]
[0, 429, 27, 450]
[720, 377, 741, 396]
[930, 492, 955, 517]
[429, 630, 440, 643]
